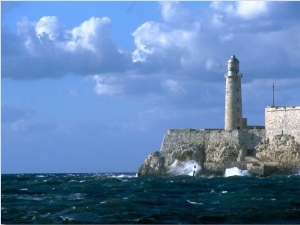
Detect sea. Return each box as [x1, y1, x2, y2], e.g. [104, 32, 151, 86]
[2, 169, 300, 224]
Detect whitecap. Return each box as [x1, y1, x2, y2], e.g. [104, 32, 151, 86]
[221, 191, 228, 194]
[187, 200, 204, 205]
[225, 167, 251, 177]
[68, 193, 85, 200]
[40, 212, 50, 218]
[32, 197, 44, 201]
[251, 197, 263, 201]
[60, 216, 74, 222]
[66, 174, 75, 177]
[116, 174, 137, 178]
[68, 179, 79, 183]
[17, 196, 45, 201]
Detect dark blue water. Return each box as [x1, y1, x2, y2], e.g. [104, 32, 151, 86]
[2, 173, 300, 224]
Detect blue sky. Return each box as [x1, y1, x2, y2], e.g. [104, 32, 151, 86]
[2, 1, 300, 173]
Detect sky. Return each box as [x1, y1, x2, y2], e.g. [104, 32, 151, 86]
[1, 1, 300, 174]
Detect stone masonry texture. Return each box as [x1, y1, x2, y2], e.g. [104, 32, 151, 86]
[265, 106, 300, 142]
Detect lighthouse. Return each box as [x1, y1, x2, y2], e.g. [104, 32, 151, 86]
[224, 55, 246, 130]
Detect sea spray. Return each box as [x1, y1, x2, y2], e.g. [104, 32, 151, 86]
[225, 167, 250, 177]
[170, 160, 201, 176]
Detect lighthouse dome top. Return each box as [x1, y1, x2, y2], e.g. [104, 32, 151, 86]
[228, 55, 239, 63]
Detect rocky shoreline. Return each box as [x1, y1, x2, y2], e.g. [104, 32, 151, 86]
[138, 131, 300, 177]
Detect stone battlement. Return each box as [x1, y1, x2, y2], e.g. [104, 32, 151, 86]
[160, 128, 266, 156]
[265, 106, 300, 142]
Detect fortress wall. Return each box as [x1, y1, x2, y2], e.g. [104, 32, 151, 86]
[160, 129, 207, 152]
[160, 129, 265, 153]
[265, 106, 300, 142]
[241, 129, 266, 151]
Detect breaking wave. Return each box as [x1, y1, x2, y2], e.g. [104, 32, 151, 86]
[170, 160, 201, 176]
[224, 167, 251, 177]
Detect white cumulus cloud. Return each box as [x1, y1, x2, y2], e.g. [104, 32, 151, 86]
[2, 16, 130, 79]
[132, 21, 185, 62]
[236, 1, 268, 19]
[35, 16, 62, 41]
[211, 1, 268, 20]
[159, 1, 192, 27]
[65, 17, 111, 53]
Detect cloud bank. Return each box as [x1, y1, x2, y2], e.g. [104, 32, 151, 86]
[2, 16, 130, 79]
[2, 1, 299, 125]
[2, 2, 299, 82]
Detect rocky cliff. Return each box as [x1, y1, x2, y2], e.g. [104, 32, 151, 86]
[253, 134, 300, 176]
[137, 129, 300, 177]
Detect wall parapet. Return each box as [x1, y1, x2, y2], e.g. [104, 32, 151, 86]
[160, 128, 265, 153]
[265, 105, 300, 142]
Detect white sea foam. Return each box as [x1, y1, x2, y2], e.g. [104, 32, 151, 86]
[68, 179, 79, 183]
[60, 216, 74, 222]
[68, 193, 85, 200]
[224, 167, 251, 177]
[187, 200, 204, 205]
[170, 160, 201, 176]
[17, 196, 45, 201]
[115, 174, 137, 178]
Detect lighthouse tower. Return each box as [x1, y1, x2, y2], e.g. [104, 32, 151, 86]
[224, 55, 246, 130]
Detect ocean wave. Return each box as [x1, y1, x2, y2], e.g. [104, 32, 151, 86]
[187, 200, 204, 205]
[170, 160, 201, 176]
[224, 167, 250, 177]
[115, 174, 137, 178]
[16, 196, 46, 201]
[68, 193, 86, 200]
[2, 173, 300, 224]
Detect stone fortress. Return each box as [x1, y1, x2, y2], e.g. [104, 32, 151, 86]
[138, 55, 300, 177]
